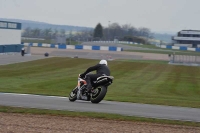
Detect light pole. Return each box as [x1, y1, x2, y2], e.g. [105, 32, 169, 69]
[68, 33, 72, 45]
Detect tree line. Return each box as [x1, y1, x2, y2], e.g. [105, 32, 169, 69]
[22, 27, 66, 39]
[93, 23, 154, 44]
[22, 22, 154, 44]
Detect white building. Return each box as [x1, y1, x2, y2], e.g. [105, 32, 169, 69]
[0, 20, 23, 53]
[172, 30, 200, 48]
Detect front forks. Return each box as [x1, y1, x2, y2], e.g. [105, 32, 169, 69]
[77, 85, 88, 100]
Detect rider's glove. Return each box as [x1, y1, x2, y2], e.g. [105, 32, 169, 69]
[80, 73, 85, 78]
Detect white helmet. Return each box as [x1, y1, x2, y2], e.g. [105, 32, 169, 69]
[99, 60, 107, 66]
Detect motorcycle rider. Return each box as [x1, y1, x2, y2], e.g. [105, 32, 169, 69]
[80, 59, 110, 92]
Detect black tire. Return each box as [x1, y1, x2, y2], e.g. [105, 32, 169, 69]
[91, 86, 107, 104]
[69, 87, 78, 102]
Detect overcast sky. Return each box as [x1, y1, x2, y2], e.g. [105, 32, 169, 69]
[0, 0, 199, 33]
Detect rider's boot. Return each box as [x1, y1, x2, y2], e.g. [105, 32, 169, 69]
[85, 77, 92, 92]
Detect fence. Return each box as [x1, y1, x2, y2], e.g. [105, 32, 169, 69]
[93, 41, 143, 45]
[22, 43, 123, 52]
[170, 54, 200, 65]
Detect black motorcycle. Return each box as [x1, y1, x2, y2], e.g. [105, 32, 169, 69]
[69, 74, 114, 103]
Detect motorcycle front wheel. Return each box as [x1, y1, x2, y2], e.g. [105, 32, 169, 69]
[91, 86, 107, 104]
[69, 87, 78, 102]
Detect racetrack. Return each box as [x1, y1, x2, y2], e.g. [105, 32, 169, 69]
[30, 47, 170, 61]
[0, 54, 47, 65]
[0, 47, 199, 123]
[0, 93, 200, 122]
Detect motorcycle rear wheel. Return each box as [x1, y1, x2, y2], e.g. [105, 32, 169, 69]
[91, 86, 107, 104]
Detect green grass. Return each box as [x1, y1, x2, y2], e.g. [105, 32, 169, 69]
[123, 44, 200, 55]
[0, 57, 200, 108]
[124, 43, 162, 49]
[124, 43, 183, 51]
[0, 106, 199, 127]
[125, 49, 200, 56]
[117, 59, 169, 64]
[22, 39, 52, 44]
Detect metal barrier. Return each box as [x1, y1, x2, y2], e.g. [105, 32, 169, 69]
[0, 44, 23, 53]
[170, 54, 200, 64]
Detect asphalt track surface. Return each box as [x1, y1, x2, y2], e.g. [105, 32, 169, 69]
[0, 93, 200, 122]
[0, 53, 48, 65]
[50, 50, 143, 60]
[29, 47, 170, 61]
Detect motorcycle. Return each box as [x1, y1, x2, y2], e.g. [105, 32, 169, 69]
[69, 74, 114, 103]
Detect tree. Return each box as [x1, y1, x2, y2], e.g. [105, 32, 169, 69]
[52, 29, 58, 38]
[121, 24, 138, 37]
[23, 27, 32, 37]
[42, 28, 52, 39]
[108, 23, 123, 40]
[138, 27, 151, 38]
[123, 36, 146, 44]
[102, 22, 154, 41]
[60, 29, 66, 37]
[32, 28, 41, 37]
[93, 23, 103, 40]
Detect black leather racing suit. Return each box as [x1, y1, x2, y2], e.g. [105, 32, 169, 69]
[81, 64, 110, 91]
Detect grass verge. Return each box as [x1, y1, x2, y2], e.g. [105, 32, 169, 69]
[123, 44, 200, 55]
[125, 49, 200, 56]
[116, 59, 169, 64]
[0, 57, 200, 108]
[0, 106, 199, 127]
[123, 44, 163, 49]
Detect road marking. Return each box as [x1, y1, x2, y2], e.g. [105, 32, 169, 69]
[0, 92, 67, 99]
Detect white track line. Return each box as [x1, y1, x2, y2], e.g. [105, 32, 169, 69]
[0, 92, 67, 99]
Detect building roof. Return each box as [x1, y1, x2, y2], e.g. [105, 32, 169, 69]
[178, 30, 200, 35]
[182, 30, 200, 32]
